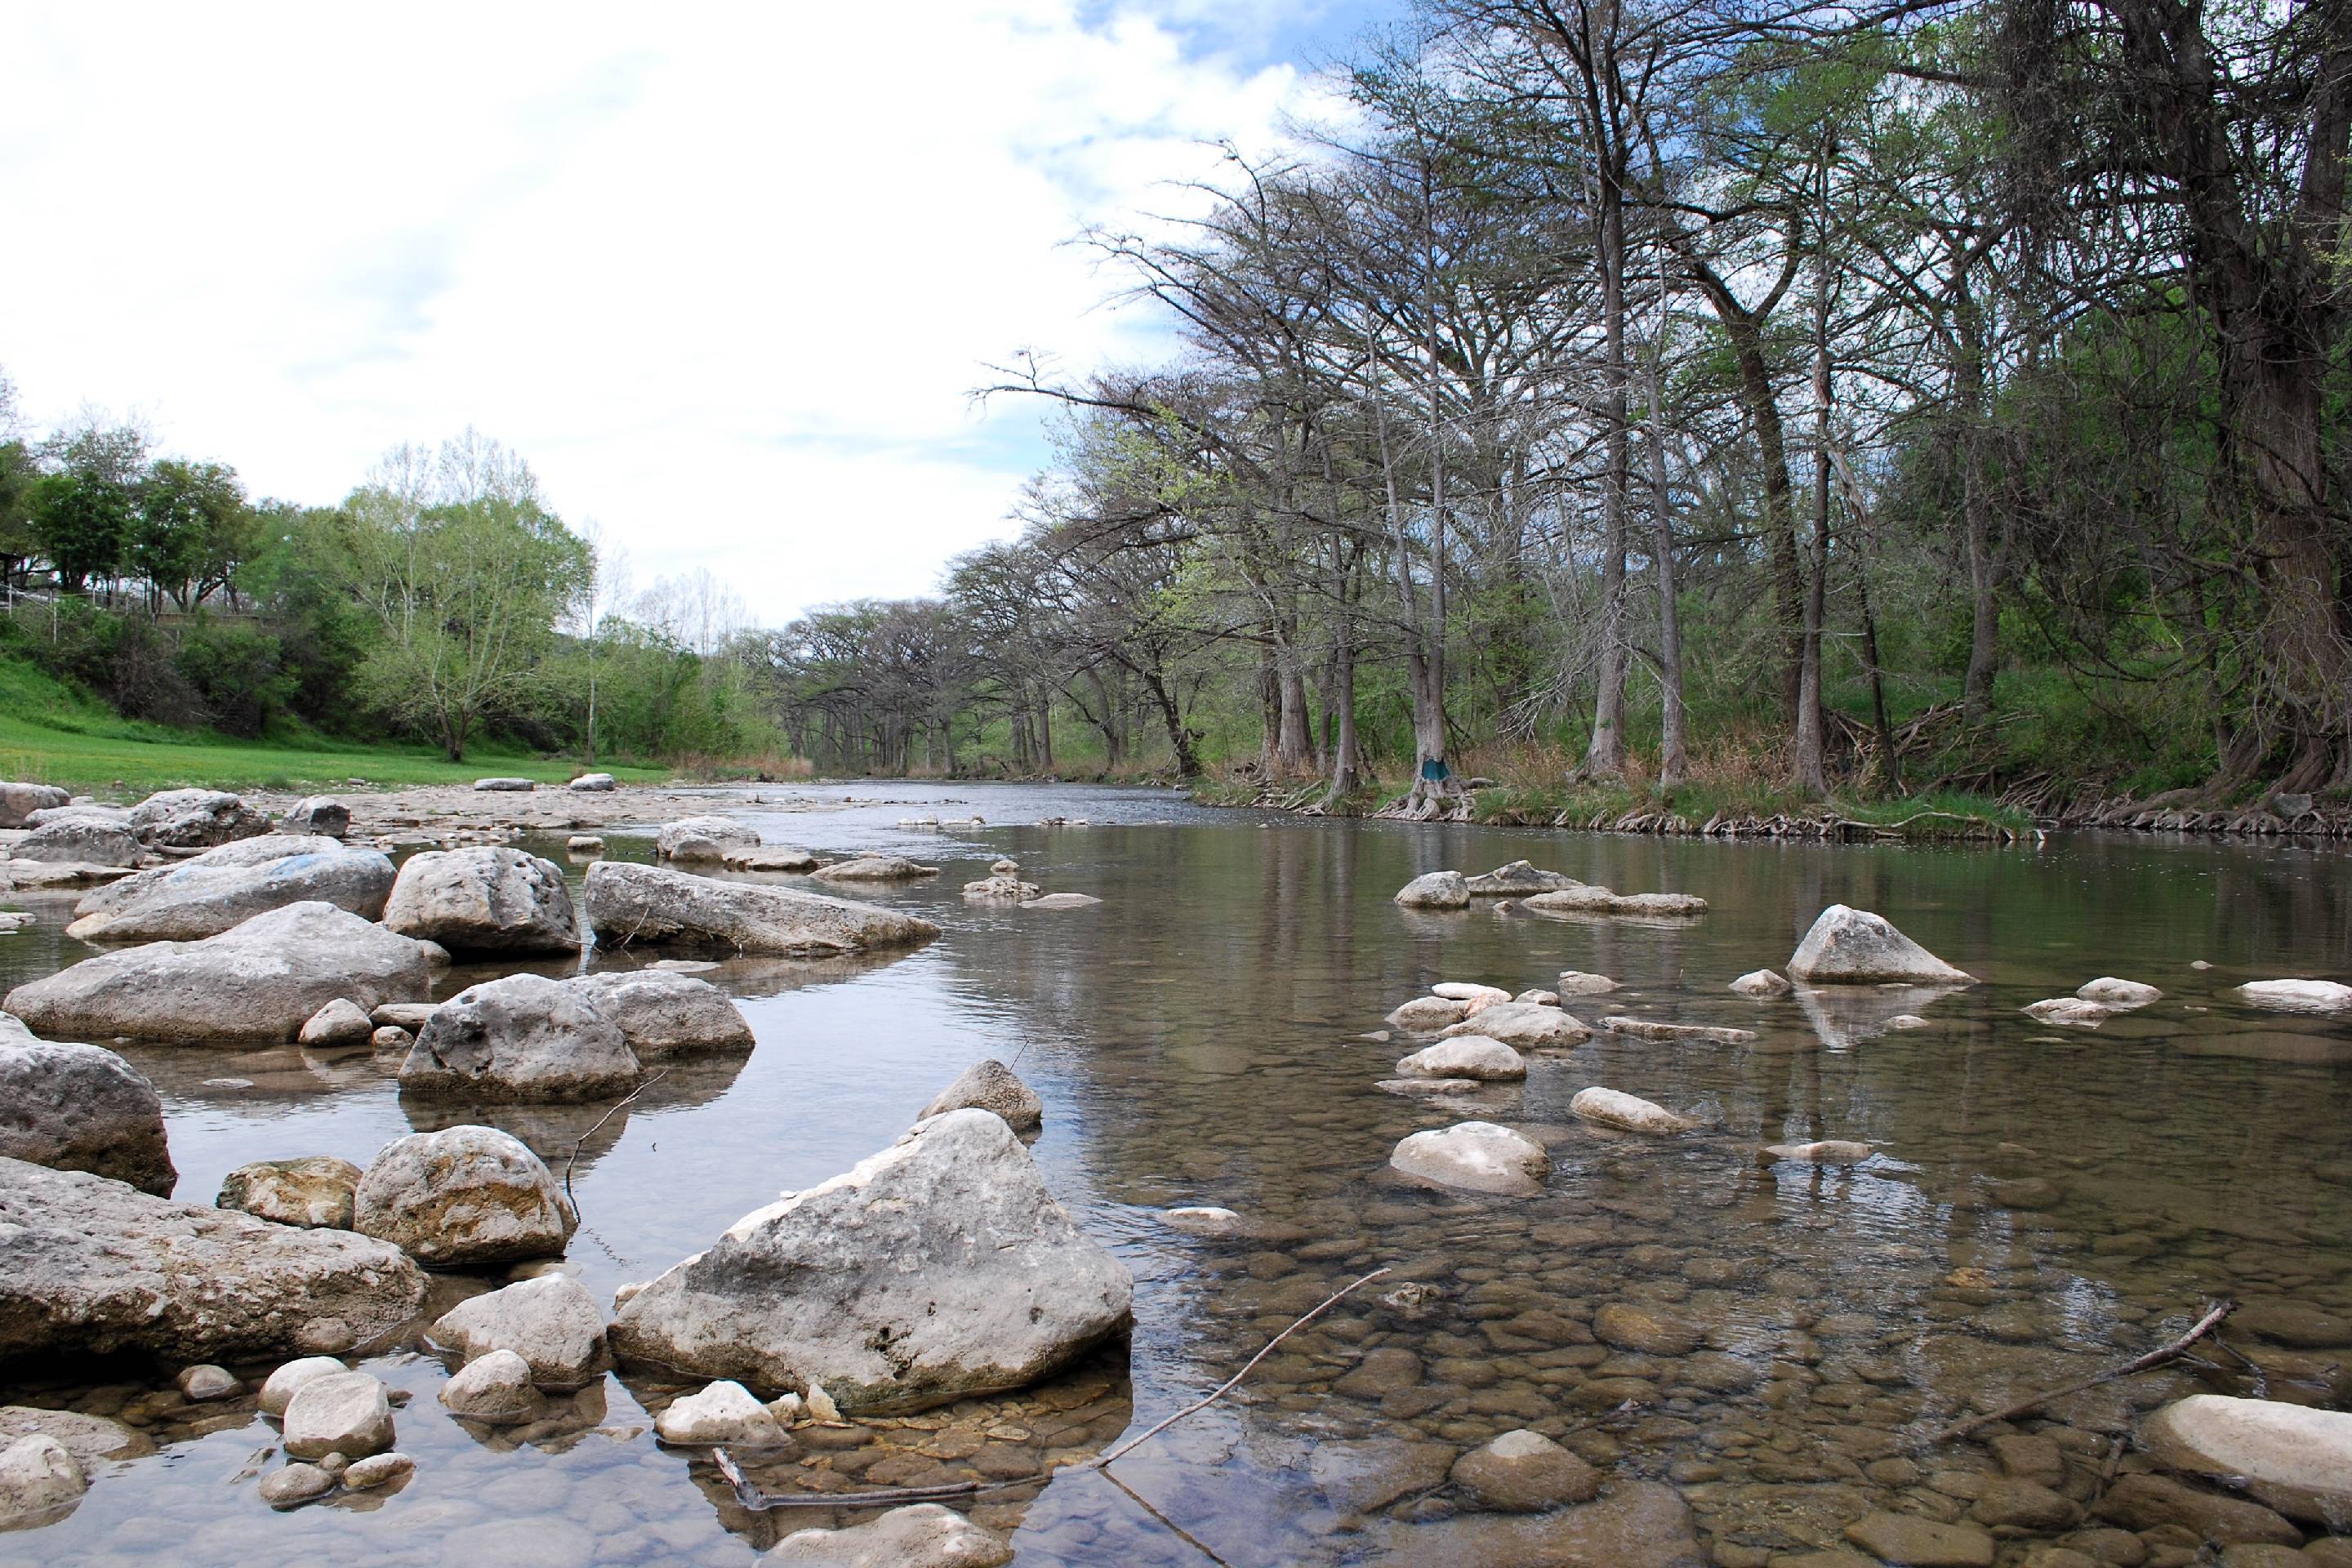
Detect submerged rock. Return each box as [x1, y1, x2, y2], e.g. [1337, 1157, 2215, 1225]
[564, 971, 753, 1058]
[1524, 885, 1708, 918]
[1601, 1015, 1757, 1044]
[399, 973, 641, 1102]
[258, 1461, 334, 1510]
[1730, 969, 1792, 998]
[0, 1156, 425, 1362]
[1570, 1086, 1695, 1134]
[0, 1014, 175, 1195]
[810, 854, 940, 883]
[127, 788, 270, 849]
[216, 1156, 362, 1229]
[1555, 970, 1619, 996]
[2092, 1472, 2301, 1546]
[1388, 1121, 1550, 1196]
[352, 1125, 577, 1268]
[430, 1274, 606, 1387]
[381, 846, 579, 954]
[962, 872, 1040, 902]
[1787, 904, 1974, 984]
[2142, 1394, 2352, 1524]
[1843, 1510, 1994, 1566]
[584, 862, 940, 956]
[609, 1109, 1132, 1412]
[1442, 1001, 1590, 1049]
[918, 1058, 1044, 1134]
[1364, 1479, 1702, 1568]
[1393, 871, 1471, 910]
[2235, 978, 2352, 1013]
[726, 844, 822, 871]
[772, 1503, 1013, 1568]
[1762, 1140, 1874, 1165]
[2078, 976, 2161, 1007]
[1022, 892, 1101, 910]
[656, 816, 760, 862]
[1450, 1428, 1601, 1510]
[1395, 1036, 1526, 1082]
[2023, 997, 2113, 1028]
[2, 901, 433, 1045]
[65, 837, 392, 942]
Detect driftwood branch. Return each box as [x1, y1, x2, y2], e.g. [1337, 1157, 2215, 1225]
[561, 1071, 667, 1207]
[711, 1266, 1392, 1513]
[1921, 1299, 2234, 1446]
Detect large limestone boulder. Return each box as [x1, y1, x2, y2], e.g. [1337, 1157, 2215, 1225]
[64, 839, 394, 942]
[564, 972, 754, 1057]
[1570, 1086, 1696, 1134]
[810, 855, 940, 883]
[399, 973, 639, 1102]
[918, 1058, 1043, 1134]
[472, 777, 535, 792]
[1787, 904, 1974, 984]
[1393, 871, 1470, 910]
[1440, 1001, 1589, 1049]
[2235, 978, 2352, 1013]
[216, 1156, 362, 1229]
[609, 1109, 1132, 1412]
[381, 846, 578, 954]
[584, 862, 940, 956]
[568, 773, 616, 793]
[2142, 1394, 2352, 1523]
[352, 1125, 577, 1267]
[1396, 1036, 1526, 1081]
[657, 816, 759, 862]
[1463, 861, 1584, 897]
[430, 1274, 607, 1387]
[11, 816, 141, 866]
[0, 783, 69, 829]
[127, 788, 270, 849]
[0, 1014, 174, 1195]
[0, 1156, 426, 1362]
[1386, 996, 1471, 1033]
[1388, 1121, 1551, 1196]
[2, 901, 434, 1045]
[772, 1503, 1013, 1568]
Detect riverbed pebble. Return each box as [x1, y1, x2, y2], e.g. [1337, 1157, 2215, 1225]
[1449, 1428, 1600, 1510]
[258, 1461, 335, 1509]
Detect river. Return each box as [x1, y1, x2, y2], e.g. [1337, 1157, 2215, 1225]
[3, 782, 2349, 1566]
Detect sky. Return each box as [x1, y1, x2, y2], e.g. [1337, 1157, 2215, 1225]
[0, 1, 1400, 622]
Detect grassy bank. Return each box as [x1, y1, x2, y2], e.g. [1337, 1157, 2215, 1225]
[0, 656, 669, 797]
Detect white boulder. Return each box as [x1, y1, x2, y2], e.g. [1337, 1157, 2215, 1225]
[2142, 1394, 2352, 1523]
[2078, 977, 2161, 1007]
[430, 1274, 606, 1387]
[1439, 1001, 1589, 1049]
[127, 788, 270, 849]
[918, 1058, 1044, 1134]
[1788, 905, 1973, 984]
[381, 846, 579, 954]
[1395, 1036, 1526, 1082]
[772, 1503, 1013, 1568]
[65, 839, 394, 942]
[2023, 997, 2112, 1028]
[2236, 978, 2352, 1013]
[609, 1110, 1132, 1413]
[399, 973, 640, 1102]
[657, 815, 760, 862]
[564, 971, 754, 1057]
[585, 862, 940, 956]
[1393, 871, 1470, 910]
[0, 1435, 85, 1528]
[653, 1379, 786, 1446]
[0, 1016, 175, 1195]
[1731, 969, 1792, 998]
[352, 1125, 577, 1268]
[1388, 1122, 1551, 1196]
[0, 783, 69, 829]
[1570, 1086, 1695, 1134]
[281, 1370, 394, 1459]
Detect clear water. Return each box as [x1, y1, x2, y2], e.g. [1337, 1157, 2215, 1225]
[3, 782, 2350, 1566]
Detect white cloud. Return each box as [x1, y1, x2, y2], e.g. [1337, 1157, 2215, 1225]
[0, 1, 1354, 616]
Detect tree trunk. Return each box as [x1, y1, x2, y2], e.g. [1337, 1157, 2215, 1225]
[1645, 339, 1688, 790]
[1792, 227, 1833, 796]
[1581, 172, 1631, 778]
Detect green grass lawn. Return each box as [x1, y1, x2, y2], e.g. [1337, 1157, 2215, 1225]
[0, 656, 667, 798]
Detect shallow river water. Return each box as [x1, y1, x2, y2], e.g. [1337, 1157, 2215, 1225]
[3, 782, 2350, 1567]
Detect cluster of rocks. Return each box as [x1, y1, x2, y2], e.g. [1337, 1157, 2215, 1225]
[1392, 861, 1707, 917]
[961, 857, 1101, 911]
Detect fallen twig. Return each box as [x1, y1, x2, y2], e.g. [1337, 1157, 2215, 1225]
[562, 1071, 667, 1207]
[712, 1266, 1391, 1512]
[1919, 1299, 2234, 1446]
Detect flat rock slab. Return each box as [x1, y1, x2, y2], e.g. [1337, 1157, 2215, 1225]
[1364, 1480, 1704, 1566]
[0, 1156, 425, 1363]
[584, 862, 939, 956]
[1524, 886, 1708, 918]
[2, 901, 432, 1044]
[2142, 1393, 2352, 1523]
[1601, 1016, 1757, 1044]
[1842, 1510, 1995, 1566]
[65, 836, 387, 942]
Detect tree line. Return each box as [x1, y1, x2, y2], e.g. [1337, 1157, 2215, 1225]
[757, 0, 2352, 813]
[0, 381, 775, 764]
